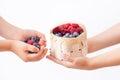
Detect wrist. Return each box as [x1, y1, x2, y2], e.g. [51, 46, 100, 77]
[5, 40, 13, 51]
[0, 40, 13, 51]
[88, 57, 104, 70]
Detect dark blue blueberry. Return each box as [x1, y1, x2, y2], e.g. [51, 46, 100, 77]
[30, 36, 36, 40]
[36, 44, 41, 50]
[73, 32, 79, 37]
[63, 33, 70, 38]
[33, 42, 38, 46]
[33, 43, 40, 50]
[55, 32, 62, 37]
[69, 34, 74, 38]
[53, 31, 58, 34]
[35, 37, 40, 43]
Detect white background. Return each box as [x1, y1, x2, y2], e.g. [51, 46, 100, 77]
[0, 0, 120, 80]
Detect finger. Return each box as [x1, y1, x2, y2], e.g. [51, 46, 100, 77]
[46, 54, 74, 68]
[61, 61, 74, 68]
[49, 50, 56, 57]
[37, 48, 48, 60]
[39, 40, 46, 47]
[40, 34, 46, 42]
[26, 46, 45, 61]
[63, 54, 74, 62]
[26, 44, 39, 53]
[36, 32, 46, 42]
[46, 54, 62, 64]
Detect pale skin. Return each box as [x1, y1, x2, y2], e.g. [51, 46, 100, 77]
[46, 23, 120, 70]
[0, 16, 48, 62]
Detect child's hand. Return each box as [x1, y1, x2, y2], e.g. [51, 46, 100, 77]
[11, 40, 48, 62]
[46, 53, 92, 70]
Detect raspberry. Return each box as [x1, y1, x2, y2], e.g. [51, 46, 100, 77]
[63, 23, 71, 29]
[27, 40, 34, 45]
[76, 27, 83, 33]
[22, 36, 41, 53]
[70, 28, 76, 34]
[63, 33, 70, 38]
[71, 23, 79, 28]
[61, 29, 67, 35]
[53, 27, 60, 33]
[53, 23, 83, 38]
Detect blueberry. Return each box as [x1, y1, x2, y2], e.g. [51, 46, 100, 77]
[28, 37, 32, 41]
[63, 33, 70, 38]
[30, 36, 36, 40]
[53, 31, 57, 34]
[33, 43, 40, 50]
[36, 44, 41, 50]
[33, 42, 38, 46]
[22, 36, 41, 53]
[35, 37, 40, 43]
[69, 34, 74, 38]
[73, 32, 79, 37]
[55, 32, 62, 37]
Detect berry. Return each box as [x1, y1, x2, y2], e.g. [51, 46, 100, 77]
[73, 32, 79, 37]
[63, 33, 70, 38]
[22, 36, 41, 53]
[55, 32, 62, 37]
[63, 23, 71, 29]
[27, 40, 34, 45]
[30, 36, 36, 41]
[35, 37, 40, 43]
[53, 27, 60, 33]
[71, 23, 79, 28]
[69, 34, 74, 38]
[33, 42, 38, 46]
[70, 28, 76, 34]
[53, 23, 83, 38]
[33, 43, 40, 50]
[36, 44, 41, 50]
[61, 29, 67, 35]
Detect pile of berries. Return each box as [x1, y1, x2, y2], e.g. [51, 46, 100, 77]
[53, 23, 83, 38]
[22, 36, 41, 53]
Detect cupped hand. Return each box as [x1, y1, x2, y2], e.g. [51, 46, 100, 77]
[46, 53, 92, 70]
[11, 40, 48, 62]
[11, 29, 46, 47]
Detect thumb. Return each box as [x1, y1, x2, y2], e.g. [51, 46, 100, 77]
[26, 44, 39, 52]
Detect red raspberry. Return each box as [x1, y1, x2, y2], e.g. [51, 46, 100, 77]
[70, 28, 76, 34]
[53, 23, 83, 37]
[71, 23, 79, 28]
[27, 40, 34, 45]
[61, 29, 67, 35]
[76, 27, 83, 33]
[59, 26, 64, 30]
[63, 23, 71, 29]
[67, 25, 72, 31]
[53, 26, 60, 33]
